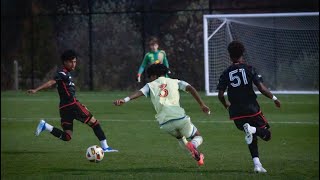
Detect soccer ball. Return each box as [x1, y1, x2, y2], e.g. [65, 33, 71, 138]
[86, 145, 104, 162]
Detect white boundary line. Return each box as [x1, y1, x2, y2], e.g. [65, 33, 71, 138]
[206, 91, 319, 96]
[1, 117, 318, 125]
[1, 98, 318, 104]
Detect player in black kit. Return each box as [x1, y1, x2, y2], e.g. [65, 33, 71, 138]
[217, 41, 281, 173]
[27, 50, 118, 152]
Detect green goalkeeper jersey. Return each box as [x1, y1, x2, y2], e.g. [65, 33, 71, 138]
[138, 50, 169, 75]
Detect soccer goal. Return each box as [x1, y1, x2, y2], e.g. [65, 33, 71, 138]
[203, 12, 319, 96]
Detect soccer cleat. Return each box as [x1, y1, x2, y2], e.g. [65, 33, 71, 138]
[186, 142, 203, 166]
[35, 119, 46, 136]
[197, 153, 205, 166]
[243, 123, 253, 144]
[103, 147, 119, 153]
[254, 165, 267, 173]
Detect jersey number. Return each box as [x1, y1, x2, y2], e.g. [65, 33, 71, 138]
[229, 68, 248, 87]
[159, 84, 168, 97]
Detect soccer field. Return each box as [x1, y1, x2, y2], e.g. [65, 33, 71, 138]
[1, 91, 319, 180]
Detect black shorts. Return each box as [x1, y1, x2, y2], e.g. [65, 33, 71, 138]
[233, 112, 270, 131]
[59, 101, 93, 131]
[229, 102, 260, 119]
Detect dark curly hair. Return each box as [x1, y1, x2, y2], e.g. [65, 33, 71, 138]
[146, 64, 168, 78]
[61, 49, 77, 64]
[148, 36, 159, 45]
[228, 41, 245, 62]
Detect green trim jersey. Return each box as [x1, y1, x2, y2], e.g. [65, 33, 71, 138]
[138, 50, 169, 75]
[139, 77, 190, 125]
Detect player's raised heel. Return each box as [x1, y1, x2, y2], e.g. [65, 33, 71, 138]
[35, 119, 46, 136]
[254, 165, 267, 173]
[103, 147, 119, 153]
[243, 123, 253, 144]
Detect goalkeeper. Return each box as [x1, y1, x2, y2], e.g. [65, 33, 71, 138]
[115, 64, 210, 166]
[136, 36, 170, 82]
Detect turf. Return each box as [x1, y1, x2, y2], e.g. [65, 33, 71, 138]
[1, 91, 319, 180]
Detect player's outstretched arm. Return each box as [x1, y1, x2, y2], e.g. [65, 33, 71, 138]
[137, 55, 149, 82]
[218, 90, 231, 109]
[256, 82, 281, 108]
[113, 90, 144, 106]
[27, 79, 56, 94]
[185, 85, 211, 115]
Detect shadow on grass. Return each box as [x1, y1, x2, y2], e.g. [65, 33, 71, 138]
[50, 167, 250, 174]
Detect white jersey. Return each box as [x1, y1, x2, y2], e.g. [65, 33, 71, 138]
[140, 77, 190, 125]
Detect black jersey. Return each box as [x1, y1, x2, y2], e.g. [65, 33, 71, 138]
[217, 63, 263, 119]
[54, 67, 76, 108]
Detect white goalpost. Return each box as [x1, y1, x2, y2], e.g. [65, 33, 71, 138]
[203, 12, 319, 96]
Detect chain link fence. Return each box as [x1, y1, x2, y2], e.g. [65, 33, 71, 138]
[1, 0, 318, 91]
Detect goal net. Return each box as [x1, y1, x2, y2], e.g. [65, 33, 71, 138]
[203, 12, 319, 96]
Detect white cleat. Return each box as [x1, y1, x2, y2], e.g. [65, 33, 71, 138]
[35, 119, 46, 136]
[243, 123, 253, 144]
[254, 165, 267, 173]
[103, 147, 119, 153]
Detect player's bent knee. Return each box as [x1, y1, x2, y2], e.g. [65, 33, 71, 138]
[88, 119, 100, 128]
[189, 130, 200, 139]
[264, 134, 271, 141]
[61, 132, 72, 141]
[86, 118, 94, 126]
[262, 132, 271, 141]
[87, 117, 97, 126]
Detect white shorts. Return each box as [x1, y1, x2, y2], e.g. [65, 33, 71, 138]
[159, 116, 197, 138]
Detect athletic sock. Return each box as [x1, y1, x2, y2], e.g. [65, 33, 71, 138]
[181, 136, 188, 144]
[253, 157, 262, 166]
[44, 122, 53, 132]
[248, 135, 259, 158]
[50, 127, 71, 141]
[90, 122, 107, 141]
[100, 139, 109, 149]
[191, 136, 203, 149]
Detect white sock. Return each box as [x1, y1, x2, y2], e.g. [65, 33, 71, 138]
[44, 123, 53, 132]
[100, 139, 109, 149]
[253, 157, 262, 166]
[191, 136, 203, 149]
[182, 136, 188, 144]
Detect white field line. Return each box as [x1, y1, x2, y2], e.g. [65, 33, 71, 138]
[1, 98, 317, 104]
[1, 117, 318, 125]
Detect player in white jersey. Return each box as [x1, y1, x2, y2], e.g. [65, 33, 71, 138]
[113, 64, 211, 166]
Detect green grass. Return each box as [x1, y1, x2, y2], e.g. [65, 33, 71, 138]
[1, 91, 319, 180]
